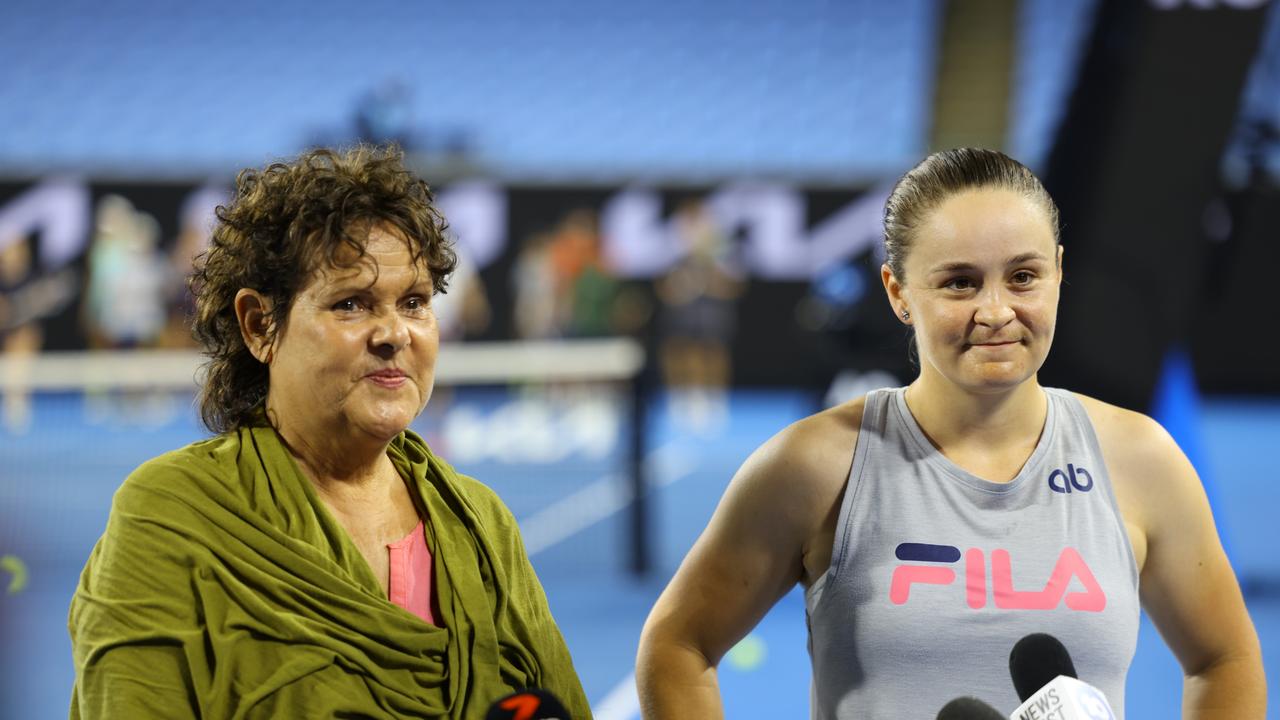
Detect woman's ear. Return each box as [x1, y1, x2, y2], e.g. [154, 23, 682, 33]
[1056, 244, 1065, 284]
[234, 289, 275, 364]
[881, 264, 910, 324]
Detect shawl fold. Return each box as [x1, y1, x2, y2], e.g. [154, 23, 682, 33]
[69, 426, 591, 719]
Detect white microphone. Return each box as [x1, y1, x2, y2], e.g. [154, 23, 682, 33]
[1010, 675, 1115, 720]
[1008, 633, 1116, 720]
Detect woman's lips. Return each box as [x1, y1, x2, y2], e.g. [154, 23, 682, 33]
[366, 370, 408, 388]
[968, 340, 1020, 350]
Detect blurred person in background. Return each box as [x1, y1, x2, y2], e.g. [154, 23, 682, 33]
[80, 195, 178, 423]
[553, 209, 621, 339]
[637, 149, 1264, 718]
[68, 145, 590, 719]
[159, 185, 228, 349]
[512, 230, 559, 340]
[81, 194, 167, 351]
[0, 234, 44, 432]
[431, 243, 490, 343]
[654, 198, 744, 434]
[512, 210, 630, 341]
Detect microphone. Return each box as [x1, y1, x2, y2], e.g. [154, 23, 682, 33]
[1008, 633, 1116, 720]
[484, 688, 572, 720]
[1009, 633, 1077, 702]
[937, 696, 1005, 719]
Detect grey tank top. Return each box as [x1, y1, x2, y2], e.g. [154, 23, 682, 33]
[805, 387, 1140, 719]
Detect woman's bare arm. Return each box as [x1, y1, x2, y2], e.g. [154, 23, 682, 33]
[1085, 397, 1266, 719]
[636, 403, 860, 719]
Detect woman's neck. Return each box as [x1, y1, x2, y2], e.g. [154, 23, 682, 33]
[904, 373, 1047, 452]
[267, 405, 397, 496]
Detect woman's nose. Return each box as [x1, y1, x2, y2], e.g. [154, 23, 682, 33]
[371, 310, 410, 353]
[973, 288, 1016, 328]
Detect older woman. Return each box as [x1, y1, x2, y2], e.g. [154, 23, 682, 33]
[69, 146, 591, 719]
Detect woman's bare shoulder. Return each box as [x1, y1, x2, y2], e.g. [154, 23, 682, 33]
[1069, 391, 1191, 509]
[770, 396, 865, 466]
[1070, 391, 1177, 460]
[704, 395, 868, 585]
[739, 395, 867, 505]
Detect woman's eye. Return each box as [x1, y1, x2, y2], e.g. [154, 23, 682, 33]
[945, 277, 974, 290]
[1011, 271, 1035, 285]
[403, 296, 429, 312]
[333, 298, 360, 312]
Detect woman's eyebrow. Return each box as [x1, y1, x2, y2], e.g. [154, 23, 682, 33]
[1005, 252, 1050, 266]
[927, 253, 1050, 275]
[399, 282, 434, 297]
[928, 261, 978, 274]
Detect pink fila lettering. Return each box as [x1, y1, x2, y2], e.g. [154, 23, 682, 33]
[889, 542, 1106, 612]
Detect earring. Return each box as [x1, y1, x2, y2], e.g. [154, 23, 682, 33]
[902, 310, 910, 321]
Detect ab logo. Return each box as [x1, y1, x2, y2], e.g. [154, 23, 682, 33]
[1048, 463, 1093, 494]
[889, 543, 1106, 612]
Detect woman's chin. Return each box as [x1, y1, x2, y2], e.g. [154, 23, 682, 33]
[959, 362, 1036, 392]
[353, 408, 418, 443]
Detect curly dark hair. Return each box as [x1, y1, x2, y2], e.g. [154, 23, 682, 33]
[190, 144, 457, 434]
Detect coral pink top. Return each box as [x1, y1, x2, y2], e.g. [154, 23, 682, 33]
[386, 519, 438, 626]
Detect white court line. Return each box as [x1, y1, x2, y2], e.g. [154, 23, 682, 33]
[592, 672, 640, 720]
[519, 443, 697, 557]
[520, 473, 629, 557]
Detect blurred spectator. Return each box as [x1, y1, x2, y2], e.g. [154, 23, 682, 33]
[514, 209, 632, 340]
[655, 199, 744, 432]
[81, 195, 168, 350]
[0, 234, 43, 433]
[80, 195, 178, 425]
[160, 186, 227, 348]
[554, 210, 623, 338]
[512, 231, 559, 340]
[431, 245, 491, 342]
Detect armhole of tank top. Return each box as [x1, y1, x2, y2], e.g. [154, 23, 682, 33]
[1059, 389, 1142, 586]
[806, 389, 882, 608]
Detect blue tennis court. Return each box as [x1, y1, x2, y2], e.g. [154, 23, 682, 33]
[2, 388, 1278, 718]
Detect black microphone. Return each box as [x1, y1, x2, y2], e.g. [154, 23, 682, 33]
[484, 688, 571, 720]
[1008, 633, 1115, 720]
[936, 696, 1005, 719]
[1009, 632, 1077, 702]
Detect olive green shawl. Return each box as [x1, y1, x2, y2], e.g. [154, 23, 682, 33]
[69, 426, 590, 719]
